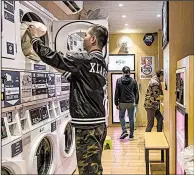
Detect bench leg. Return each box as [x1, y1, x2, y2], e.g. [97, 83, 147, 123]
[145, 149, 149, 175]
[166, 149, 169, 175]
[161, 150, 164, 162]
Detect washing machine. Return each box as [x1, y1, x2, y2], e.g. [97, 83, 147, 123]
[21, 102, 58, 175]
[54, 95, 77, 174]
[55, 115, 77, 174]
[1, 111, 27, 174]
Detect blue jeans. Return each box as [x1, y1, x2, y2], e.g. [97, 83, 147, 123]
[119, 103, 135, 137]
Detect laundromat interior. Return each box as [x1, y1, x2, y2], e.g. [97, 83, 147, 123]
[1, 1, 194, 175]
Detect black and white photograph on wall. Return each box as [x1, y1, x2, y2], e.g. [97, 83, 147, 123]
[162, 1, 169, 49]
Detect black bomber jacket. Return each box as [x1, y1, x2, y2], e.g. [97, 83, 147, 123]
[31, 37, 108, 128]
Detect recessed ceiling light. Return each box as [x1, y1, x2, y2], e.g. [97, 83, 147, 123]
[157, 14, 161, 17]
[125, 24, 128, 26]
[122, 15, 126, 18]
[119, 4, 123, 7]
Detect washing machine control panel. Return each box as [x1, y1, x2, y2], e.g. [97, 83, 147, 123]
[29, 105, 49, 125]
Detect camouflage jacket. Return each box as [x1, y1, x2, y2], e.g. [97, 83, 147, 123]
[144, 75, 163, 110]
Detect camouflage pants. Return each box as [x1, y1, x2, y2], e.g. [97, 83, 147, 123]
[75, 123, 107, 175]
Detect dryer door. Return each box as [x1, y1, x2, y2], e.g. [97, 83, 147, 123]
[59, 117, 75, 158]
[52, 20, 109, 65]
[27, 133, 57, 175]
[2, 161, 24, 174]
[2, 1, 18, 60]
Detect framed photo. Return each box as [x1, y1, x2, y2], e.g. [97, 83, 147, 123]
[111, 73, 135, 123]
[108, 54, 135, 72]
[162, 1, 169, 49]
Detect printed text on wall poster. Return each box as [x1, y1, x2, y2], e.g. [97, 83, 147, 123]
[140, 56, 155, 79]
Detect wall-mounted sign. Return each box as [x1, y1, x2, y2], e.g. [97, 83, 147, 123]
[1, 70, 21, 107]
[140, 56, 155, 79]
[108, 54, 135, 72]
[143, 33, 154, 46]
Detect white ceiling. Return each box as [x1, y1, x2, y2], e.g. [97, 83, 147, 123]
[83, 1, 163, 34]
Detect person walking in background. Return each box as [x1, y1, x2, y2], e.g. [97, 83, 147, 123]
[115, 66, 139, 140]
[27, 24, 108, 175]
[144, 69, 164, 132]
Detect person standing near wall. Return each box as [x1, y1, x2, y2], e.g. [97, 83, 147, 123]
[144, 69, 164, 132]
[27, 24, 108, 175]
[114, 66, 139, 140]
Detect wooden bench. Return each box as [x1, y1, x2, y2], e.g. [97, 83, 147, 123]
[145, 132, 169, 175]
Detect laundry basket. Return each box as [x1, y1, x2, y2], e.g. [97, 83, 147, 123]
[180, 145, 194, 174]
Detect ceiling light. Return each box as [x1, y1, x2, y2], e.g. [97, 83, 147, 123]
[157, 14, 161, 17]
[122, 15, 126, 18]
[119, 4, 123, 7]
[125, 24, 128, 26]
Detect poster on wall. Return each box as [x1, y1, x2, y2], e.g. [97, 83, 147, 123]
[175, 106, 188, 175]
[108, 54, 135, 71]
[111, 73, 135, 123]
[1, 70, 21, 107]
[140, 56, 155, 79]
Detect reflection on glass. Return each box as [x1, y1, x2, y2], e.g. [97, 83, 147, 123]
[1, 167, 12, 175]
[36, 137, 52, 175]
[64, 123, 73, 154]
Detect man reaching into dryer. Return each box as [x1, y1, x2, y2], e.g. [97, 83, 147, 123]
[27, 24, 108, 175]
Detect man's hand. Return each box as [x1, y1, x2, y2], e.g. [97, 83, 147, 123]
[26, 25, 39, 39]
[116, 105, 120, 110]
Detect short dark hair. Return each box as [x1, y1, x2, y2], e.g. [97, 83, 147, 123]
[89, 25, 108, 49]
[156, 69, 164, 77]
[122, 66, 130, 74]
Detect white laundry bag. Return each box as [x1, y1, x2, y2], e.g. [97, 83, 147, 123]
[180, 145, 194, 174]
[21, 21, 47, 61]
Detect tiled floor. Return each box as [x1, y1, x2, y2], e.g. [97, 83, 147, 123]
[74, 127, 165, 174]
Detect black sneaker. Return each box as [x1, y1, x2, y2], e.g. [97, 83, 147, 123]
[129, 135, 134, 141]
[120, 131, 128, 139]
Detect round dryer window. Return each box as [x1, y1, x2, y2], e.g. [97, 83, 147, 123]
[64, 123, 73, 154]
[53, 21, 108, 60]
[1, 167, 13, 175]
[20, 12, 49, 62]
[36, 137, 52, 175]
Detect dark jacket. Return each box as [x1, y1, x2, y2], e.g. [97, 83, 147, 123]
[31, 37, 108, 127]
[114, 75, 139, 106]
